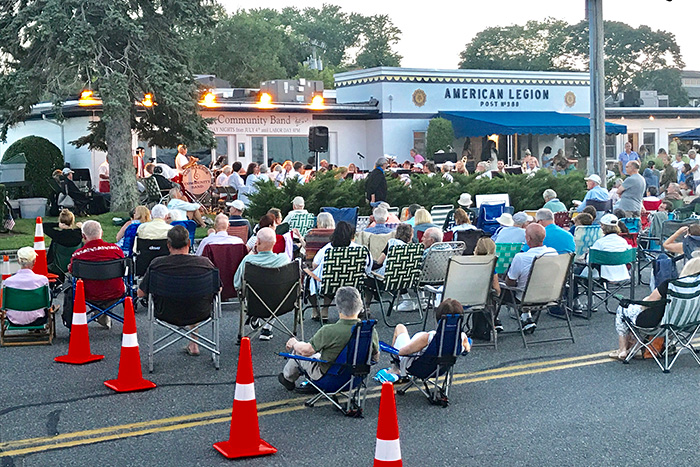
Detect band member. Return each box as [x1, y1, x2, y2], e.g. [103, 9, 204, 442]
[175, 144, 195, 173]
[133, 147, 146, 178]
[98, 156, 110, 192]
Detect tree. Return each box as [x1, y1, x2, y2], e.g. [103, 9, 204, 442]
[425, 118, 455, 159]
[353, 14, 402, 69]
[1, 136, 63, 199]
[633, 69, 689, 107]
[0, 0, 216, 211]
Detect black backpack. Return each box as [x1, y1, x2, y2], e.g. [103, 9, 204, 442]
[468, 312, 491, 341]
[454, 229, 488, 255]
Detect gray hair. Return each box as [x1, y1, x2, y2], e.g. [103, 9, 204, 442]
[151, 204, 169, 219]
[168, 186, 182, 198]
[543, 189, 557, 200]
[81, 220, 102, 240]
[316, 212, 335, 229]
[335, 286, 363, 317]
[259, 164, 268, 173]
[535, 208, 554, 222]
[375, 157, 388, 167]
[424, 226, 443, 243]
[373, 206, 388, 224]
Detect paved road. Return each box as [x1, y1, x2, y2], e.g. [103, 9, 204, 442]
[1, 287, 699, 466]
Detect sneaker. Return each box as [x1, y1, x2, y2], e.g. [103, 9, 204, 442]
[396, 300, 417, 312]
[97, 314, 112, 330]
[278, 373, 295, 391]
[493, 319, 504, 332]
[547, 307, 567, 319]
[521, 318, 536, 332]
[259, 328, 273, 341]
[245, 316, 261, 330]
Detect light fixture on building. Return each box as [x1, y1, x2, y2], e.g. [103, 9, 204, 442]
[487, 134, 499, 143]
[78, 90, 101, 106]
[620, 116, 625, 120]
[649, 115, 655, 121]
[309, 94, 325, 110]
[198, 92, 220, 108]
[257, 92, 274, 109]
[141, 93, 154, 107]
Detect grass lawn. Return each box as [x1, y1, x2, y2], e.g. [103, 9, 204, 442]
[0, 212, 211, 252]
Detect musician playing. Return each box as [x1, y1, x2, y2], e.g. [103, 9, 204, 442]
[175, 144, 197, 173]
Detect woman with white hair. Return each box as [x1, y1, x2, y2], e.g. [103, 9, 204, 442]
[542, 189, 567, 213]
[2, 247, 50, 325]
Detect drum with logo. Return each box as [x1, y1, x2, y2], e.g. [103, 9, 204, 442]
[181, 165, 212, 195]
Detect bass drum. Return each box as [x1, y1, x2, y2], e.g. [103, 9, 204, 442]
[181, 165, 212, 195]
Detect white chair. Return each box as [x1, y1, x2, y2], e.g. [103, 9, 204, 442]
[475, 193, 510, 208]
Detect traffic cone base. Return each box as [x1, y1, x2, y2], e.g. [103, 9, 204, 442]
[212, 439, 277, 459]
[55, 280, 104, 365]
[54, 353, 104, 365]
[104, 377, 156, 393]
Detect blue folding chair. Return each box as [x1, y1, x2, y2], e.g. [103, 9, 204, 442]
[619, 217, 641, 233]
[279, 320, 377, 417]
[380, 314, 465, 407]
[477, 203, 510, 236]
[119, 222, 140, 256]
[171, 220, 197, 251]
[71, 258, 133, 325]
[321, 207, 359, 228]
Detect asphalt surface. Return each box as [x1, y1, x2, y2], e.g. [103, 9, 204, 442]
[2, 277, 700, 467]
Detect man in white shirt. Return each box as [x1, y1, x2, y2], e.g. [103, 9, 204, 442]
[174, 144, 190, 173]
[671, 152, 685, 181]
[98, 156, 110, 193]
[505, 223, 557, 331]
[216, 165, 232, 186]
[282, 196, 308, 223]
[226, 161, 244, 192]
[195, 213, 243, 255]
[166, 186, 206, 227]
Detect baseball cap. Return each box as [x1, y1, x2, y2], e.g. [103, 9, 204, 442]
[584, 174, 602, 185]
[600, 213, 619, 226]
[512, 212, 533, 225]
[226, 199, 245, 211]
[62, 168, 74, 175]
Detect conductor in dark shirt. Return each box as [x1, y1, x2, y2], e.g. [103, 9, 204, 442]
[365, 156, 389, 208]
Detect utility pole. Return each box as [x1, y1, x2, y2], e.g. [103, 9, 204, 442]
[587, 0, 606, 178]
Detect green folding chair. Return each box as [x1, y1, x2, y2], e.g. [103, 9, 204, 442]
[0, 285, 55, 346]
[582, 248, 637, 318]
[494, 242, 523, 275]
[287, 213, 317, 237]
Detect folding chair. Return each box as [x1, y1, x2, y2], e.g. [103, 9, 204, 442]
[356, 216, 371, 233]
[71, 258, 133, 325]
[287, 213, 316, 237]
[304, 228, 334, 263]
[574, 225, 603, 263]
[321, 206, 359, 227]
[171, 220, 197, 252]
[619, 217, 641, 233]
[580, 248, 637, 318]
[494, 242, 523, 275]
[147, 269, 221, 371]
[477, 203, 506, 236]
[367, 243, 424, 327]
[201, 243, 247, 300]
[554, 211, 572, 229]
[356, 230, 394, 261]
[380, 314, 465, 407]
[143, 176, 163, 208]
[619, 275, 700, 372]
[0, 285, 56, 346]
[133, 238, 169, 278]
[386, 206, 400, 218]
[279, 320, 377, 416]
[425, 255, 497, 347]
[238, 261, 303, 342]
[498, 253, 575, 348]
[430, 204, 454, 229]
[305, 246, 370, 315]
[585, 198, 613, 215]
[119, 222, 140, 256]
[418, 241, 465, 318]
[226, 224, 249, 243]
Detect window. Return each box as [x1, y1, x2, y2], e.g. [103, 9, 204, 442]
[252, 137, 264, 166]
[413, 131, 426, 156]
[642, 131, 656, 158]
[605, 134, 617, 161]
[215, 136, 228, 164]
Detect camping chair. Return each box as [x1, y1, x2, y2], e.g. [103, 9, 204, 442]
[619, 217, 641, 233]
[574, 225, 603, 263]
[477, 203, 506, 236]
[498, 253, 575, 348]
[554, 211, 572, 229]
[418, 242, 465, 318]
[201, 243, 247, 301]
[430, 204, 454, 229]
[579, 248, 637, 318]
[425, 255, 497, 347]
[133, 238, 169, 278]
[454, 229, 488, 255]
[47, 242, 82, 284]
[305, 246, 370, 315]
[147, 269, 221, 371]
[356, 216, 371, 233]
[585, 198, 613, 215]
[170, 220, 197, 252]
[226, 224, 249, 243]
[380, 314, 465, 407]
[71, 258, 133, 325]
[0, 285, 56, 346]
[238, 261, 303, 342]
[618, 275, 700, 373]
[287, 213, 316, 237]
[321, 206, 359, 227]
[367, 243, 424, 327]
[494, 242, 523, 275]
[356, 230, 395, 261]
[304, 228, 334, 263]
[119, 222, 140, 256]
[279, 320, 377, 417]
[143, 176, 163, 208]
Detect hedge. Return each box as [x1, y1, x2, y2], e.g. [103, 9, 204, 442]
[2, 136, 64, 199]
[246, 170, 588, 221]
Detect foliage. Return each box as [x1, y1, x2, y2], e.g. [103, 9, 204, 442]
[247, 170, 588, 220]
[295, 64, 341, 90]
[353, 14, 402, 69]
[1, 136, 63, 199]
[459, 18, 686, 100]
[632, 68, 689, 107]
[425, 118, 455, 159]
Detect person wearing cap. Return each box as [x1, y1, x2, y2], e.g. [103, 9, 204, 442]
[282, 196, 308, 224]
[227, 199, 252, 239]
[579, 213, 631, 284]
[530, 208, 575, 253]
[61, 168, 110, 214]
[195, 213, 244, 256]
[542, 189, 567, 213]
[2, 247, 50, 326]
[365, 157, 389, 207]
[442, 193, 473, 231]
[492, 212, 531, 244]
[575, 174, 609, 212]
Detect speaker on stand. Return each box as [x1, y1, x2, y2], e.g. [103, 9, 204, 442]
[309, 126, 329, 171]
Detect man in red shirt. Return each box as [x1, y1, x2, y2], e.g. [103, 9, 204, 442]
[69, 220, 125, 329]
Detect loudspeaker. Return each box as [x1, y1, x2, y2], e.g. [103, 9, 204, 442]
[309, 126, 329, 152]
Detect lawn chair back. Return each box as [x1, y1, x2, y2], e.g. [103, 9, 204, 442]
[477, 203, 506, 235]
[48, 242, 82, 279]
[386, 206, 400, 218]
[321, 207, 358, 227]
[356, 216, 371, 233]
[171, 220, 196, 250]
[143, 176, 162, 205]
[242, 261, 301, 320]
[521, 253, 572, 306]
[304, 228, 334, 262]
[288, 213, 316, 237]
[201, 243, 247, 300]
[2, 285, 51, 312]
[588, 248, 637, 266]
[442, 255, 496, 309]
[554, 211, 571, 229]
[226, 224, 249, 243]
[620, 217, 641, 233]
[419, 242, 465, 286]
[120, 222, 140, 256]
[72, 258, 129, 281]
[454, 229, 488, 255]
[1, 285, 54, 345]
[662, 275, 700, 328]
[320, 246, 369, 296]
[356, 230, 394, 260]
[430, 204, 453, 229]
[407, 314, 463, 379]
[148, 269, 220, 322]
[574, 225, 603, 261]
[381, 243, 424, 291]
[585, 198, 613, 213]
[314, 320, 377, 392]
[494, 242, 523, 274]
[134, 238, 169, 277]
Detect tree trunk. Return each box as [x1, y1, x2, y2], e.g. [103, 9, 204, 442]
[102, 73, 138, 212]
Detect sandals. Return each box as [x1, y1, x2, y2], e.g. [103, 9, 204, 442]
[608, 350, 628, 361]
[184, 345, 200, 356]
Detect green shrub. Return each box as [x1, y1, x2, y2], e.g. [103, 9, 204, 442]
[425, 118, 455, 159]
[2, 136, 64, 199]
[247, 169, 588, 220]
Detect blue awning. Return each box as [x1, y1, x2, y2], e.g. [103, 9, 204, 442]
[438, 111, 627, 138]
[676, 128, 700, 139]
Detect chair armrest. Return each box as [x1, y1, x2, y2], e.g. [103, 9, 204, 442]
[379, 341, 399, 355]
[371, 271, 385, 281]
[48, 305, 59, 314]
[278, 352, 328, 364]
[499, 282, 523, 293]
[423, 285, 442, 295]
[614, 294, 667, 309]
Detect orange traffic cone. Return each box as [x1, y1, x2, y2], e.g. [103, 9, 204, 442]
[373, 382, 402, 467]
[55, 280, 104, 365]
[213, 337, 276, 459]
[32, 217, 49, 277]
[104, 297, 156, 393]
[1, 255, 10, 281]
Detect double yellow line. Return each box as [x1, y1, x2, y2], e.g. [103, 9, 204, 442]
[0, 347, 662, 458]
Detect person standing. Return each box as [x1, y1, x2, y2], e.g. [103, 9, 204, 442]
[365, 157, 388, 208]
[615, 160, 645, 217]
[409, 148, 425, 165]
[133, 147, 146, 179]
[618, 142, 639, 176]
[98, 156, 110, 193]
